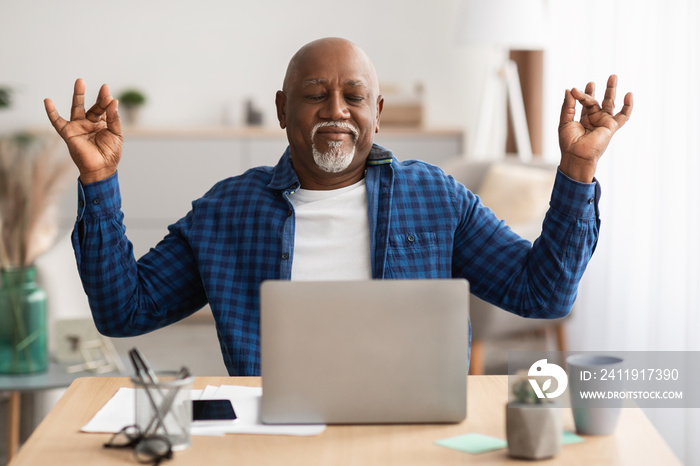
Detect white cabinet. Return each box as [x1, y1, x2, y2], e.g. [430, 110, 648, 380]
[119, 138, 242, 223]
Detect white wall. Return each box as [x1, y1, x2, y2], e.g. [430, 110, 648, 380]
[0, 0, 498, 145]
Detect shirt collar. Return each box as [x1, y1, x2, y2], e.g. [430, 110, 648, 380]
[268, 146, 299, 192]
[267, 144, 395, 192]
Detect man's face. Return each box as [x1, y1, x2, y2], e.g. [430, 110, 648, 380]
[276, 40, 383, 189]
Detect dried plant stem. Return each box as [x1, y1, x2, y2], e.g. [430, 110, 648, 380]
[0, 228, 10, 267]
[0, 133, 73, 268]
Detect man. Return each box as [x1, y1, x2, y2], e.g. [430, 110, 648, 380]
[44, 38, 633, 376]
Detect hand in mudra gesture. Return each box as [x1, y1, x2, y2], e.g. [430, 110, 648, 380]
[44, 78, 123, 184]
[558, 75, 633, 183]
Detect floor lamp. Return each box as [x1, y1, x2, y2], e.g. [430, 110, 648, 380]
[460, 0, 549, 162]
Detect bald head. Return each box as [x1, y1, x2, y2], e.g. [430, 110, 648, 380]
[282, 38, 380, 97]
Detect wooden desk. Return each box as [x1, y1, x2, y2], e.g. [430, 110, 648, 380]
[9, 376, 680, 465]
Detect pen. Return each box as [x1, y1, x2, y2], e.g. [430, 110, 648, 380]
[129, 348, 160, 385]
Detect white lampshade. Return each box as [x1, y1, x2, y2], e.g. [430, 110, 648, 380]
[460, 0, 550, 50]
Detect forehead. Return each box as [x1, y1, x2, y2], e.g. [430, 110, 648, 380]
[286, 43, 376, 92]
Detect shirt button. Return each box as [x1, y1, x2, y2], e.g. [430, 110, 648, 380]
[588, 198, 594, 205]
[287, 209, 293, 217]
[78, 200, 85, 208]
[407, 234, 415, 243]
[92, 198, 101, 205]
[281, 253, 289, 260]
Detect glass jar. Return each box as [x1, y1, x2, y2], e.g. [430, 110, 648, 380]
[0, 267, 48, 373]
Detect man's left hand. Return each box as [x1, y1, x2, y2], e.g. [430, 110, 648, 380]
[558, 75, 633, 183]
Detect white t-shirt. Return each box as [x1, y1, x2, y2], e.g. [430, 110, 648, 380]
[289, 179, 372, 281]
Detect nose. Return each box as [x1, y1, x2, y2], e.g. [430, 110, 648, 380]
[320, 91, 350, 120]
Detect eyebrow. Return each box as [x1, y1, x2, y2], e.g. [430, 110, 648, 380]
[301, 78, 369, 90]
[346, 80, 369, 90]
[302, 78, 326, 87]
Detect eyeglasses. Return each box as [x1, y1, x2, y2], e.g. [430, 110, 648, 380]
[104, 425, 173, 465]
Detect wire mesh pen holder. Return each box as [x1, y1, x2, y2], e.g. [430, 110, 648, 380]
[131, 371, 194, 451]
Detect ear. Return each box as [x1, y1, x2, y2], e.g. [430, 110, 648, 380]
[275, 90, 287, 129]
[374, 95, 384, 133]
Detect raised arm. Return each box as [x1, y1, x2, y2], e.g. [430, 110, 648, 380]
[558, 75, 633, 183]
[45, 79, 207, 338]
[44, 78, 123, 184]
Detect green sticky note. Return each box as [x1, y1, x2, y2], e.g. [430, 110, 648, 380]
[562, 431, 585, 444]
[434, 433, 508, 454]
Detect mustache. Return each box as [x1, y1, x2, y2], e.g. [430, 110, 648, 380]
[311, 121, 359, 140]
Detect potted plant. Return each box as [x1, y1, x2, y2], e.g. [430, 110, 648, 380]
[506, 374, 562, 459]
[117, 88, 146, 126]
[0, 133, 73, 373]
[0, 87, 11, 109]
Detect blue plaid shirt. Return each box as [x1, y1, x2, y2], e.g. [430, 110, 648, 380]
[72, 144, 600, 375]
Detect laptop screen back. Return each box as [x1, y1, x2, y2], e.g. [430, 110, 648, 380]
[260, 279, 470, 424]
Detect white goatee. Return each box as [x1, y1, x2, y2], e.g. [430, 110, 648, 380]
[310, 122, 358, 173]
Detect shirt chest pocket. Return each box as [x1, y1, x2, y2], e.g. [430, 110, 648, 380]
[385, 231, 446, 278]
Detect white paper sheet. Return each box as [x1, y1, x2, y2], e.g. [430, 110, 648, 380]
[81, 385, 325, 436]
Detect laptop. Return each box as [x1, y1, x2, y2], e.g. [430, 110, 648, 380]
[260, 279, 470, 424]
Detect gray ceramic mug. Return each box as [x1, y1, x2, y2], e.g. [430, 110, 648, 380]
[566, 354, 624, 435]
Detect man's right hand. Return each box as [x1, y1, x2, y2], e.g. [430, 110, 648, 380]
[44, 78, 123, 185]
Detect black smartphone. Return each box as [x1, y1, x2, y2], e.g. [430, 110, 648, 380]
[192, 399, 238, 422]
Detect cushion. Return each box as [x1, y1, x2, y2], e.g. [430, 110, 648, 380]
[476, 162, 556, 228]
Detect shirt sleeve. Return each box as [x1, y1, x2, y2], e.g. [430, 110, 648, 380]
[452, 168, 600, 319]
[71, 172, 208, 337]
